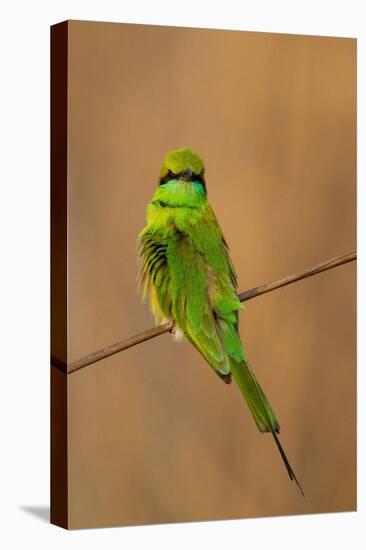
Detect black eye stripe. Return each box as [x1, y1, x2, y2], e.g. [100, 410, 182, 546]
[159, 170, 206, 188]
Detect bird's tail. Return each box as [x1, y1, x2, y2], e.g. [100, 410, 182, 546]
[230, 358, 305, 497]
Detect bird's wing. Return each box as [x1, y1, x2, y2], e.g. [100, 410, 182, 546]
[186, 211, 281, 435]
[165, 204, 243, 376]
[138, 226, 171, 323]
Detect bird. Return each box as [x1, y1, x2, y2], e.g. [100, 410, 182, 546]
[138, 147, 304, 496]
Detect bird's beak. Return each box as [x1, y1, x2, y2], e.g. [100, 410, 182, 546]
[180, 169, 193, 181]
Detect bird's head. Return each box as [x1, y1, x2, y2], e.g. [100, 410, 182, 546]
[159, 148, 206, 189]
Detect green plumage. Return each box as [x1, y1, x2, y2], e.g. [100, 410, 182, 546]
[138, 147, 303, 495]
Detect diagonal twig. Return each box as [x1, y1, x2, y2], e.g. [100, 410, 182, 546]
[64, 251, 356, 374]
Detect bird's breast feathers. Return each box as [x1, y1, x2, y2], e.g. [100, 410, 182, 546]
[146, 180, 207, 231]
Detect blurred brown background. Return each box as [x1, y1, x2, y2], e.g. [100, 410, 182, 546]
[66, 20, 356, 528]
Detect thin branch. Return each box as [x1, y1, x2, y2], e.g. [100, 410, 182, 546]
[65, 251, 356, 374]
[237, 250, 356, 301]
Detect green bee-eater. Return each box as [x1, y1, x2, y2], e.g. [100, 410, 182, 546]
[138, 147, 303, 495]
